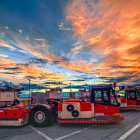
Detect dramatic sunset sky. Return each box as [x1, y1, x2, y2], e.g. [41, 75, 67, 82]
[0, 0, 140, 90]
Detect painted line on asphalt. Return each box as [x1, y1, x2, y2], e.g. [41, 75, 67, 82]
[55, 130, 81, 140]
[55, 125, 95, 140]
[118, 122, 140, 140]
[29, 126, 53, 140]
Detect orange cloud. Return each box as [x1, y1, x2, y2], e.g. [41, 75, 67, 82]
[0, 40, 15, 50]
[16, 41, 62, 62]
[66, 0, 140, 84]
[34, 38, 46, 41]
[60, 60, 95, 73]
[17, 64, 66, 81]
[0, 57, 17, 65]
[0, 57, 68, 84]
[27, 49, 63, 62]
[71, 45, 83, 54]
[0, 54, 8, 58]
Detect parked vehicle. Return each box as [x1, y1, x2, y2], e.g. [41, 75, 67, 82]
[57, 86, 124, 124]
[0, 85, 124, 127]
[117, 86, 140, 110]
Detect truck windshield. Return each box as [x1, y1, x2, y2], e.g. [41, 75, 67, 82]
[110, 89, 119, 106]
[91, 87, 119, 106]
[136, 90, 140, 97]
[127, 90, 136, 100]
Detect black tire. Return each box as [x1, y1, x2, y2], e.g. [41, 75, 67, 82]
[67, 104, 74, 112]
[29, 106, 51, 127]
[72, 110, 79, 117]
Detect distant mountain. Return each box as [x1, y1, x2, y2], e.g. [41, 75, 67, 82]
[0, 80, 22, 89]
[19, 83, 46, 91]
[0, 80, 48, 91]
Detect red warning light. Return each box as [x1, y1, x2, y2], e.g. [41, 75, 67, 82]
[113, 82, 117, 87]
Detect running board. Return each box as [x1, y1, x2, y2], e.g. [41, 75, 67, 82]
[57, 115, 124, 124]
[121, 106, 140, 111]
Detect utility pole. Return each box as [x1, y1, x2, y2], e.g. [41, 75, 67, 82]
[70, 83, 72, 93]
[94, 75, 95, 87]
[28, 79, 31, 106]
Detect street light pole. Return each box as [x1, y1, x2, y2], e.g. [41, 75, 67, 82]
[94, 75, 95, 87]
[70, 83, 72, 93]
[28, 79, 31, 106]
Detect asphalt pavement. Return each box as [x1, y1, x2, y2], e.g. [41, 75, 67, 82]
[0, 111, 140, 140]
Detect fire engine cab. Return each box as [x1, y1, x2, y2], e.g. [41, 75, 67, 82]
[0, 87, 29, 126]
[57, 86, 124, 124]
[118, 86, 140, 110]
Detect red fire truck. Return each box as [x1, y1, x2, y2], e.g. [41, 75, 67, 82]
[0, 105, 29, 126]
[0, 87, 29, 126]
[57, 86, 124, 124]
[117, 86, 140, 110]
[0, 86, 124, 127]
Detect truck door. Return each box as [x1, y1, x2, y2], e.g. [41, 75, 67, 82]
[109, 90, 120, 116]
[127, 90, 136, 106]
[94, 90, 110, 117]
[136, 90, 140, 106]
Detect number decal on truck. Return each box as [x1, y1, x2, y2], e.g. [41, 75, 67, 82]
[95, 113, 104, 116]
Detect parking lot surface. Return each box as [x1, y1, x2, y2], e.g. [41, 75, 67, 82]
[0, 111, 140, 140]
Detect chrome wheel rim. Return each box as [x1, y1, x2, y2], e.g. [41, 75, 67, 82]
[34, 111, 45, 123]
